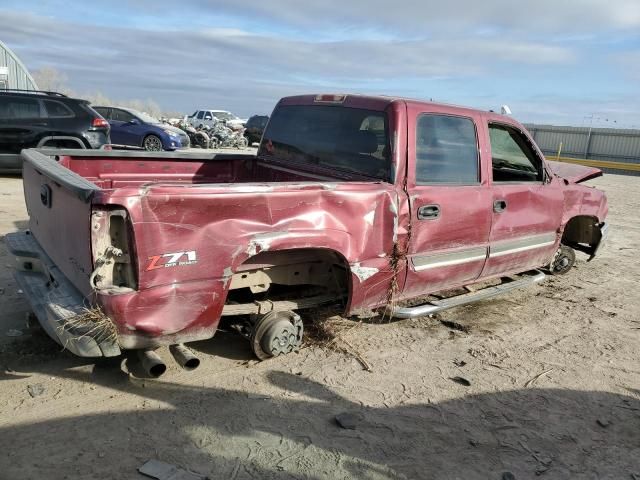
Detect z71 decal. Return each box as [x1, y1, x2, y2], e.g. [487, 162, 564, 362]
[146, 251, 197, 271]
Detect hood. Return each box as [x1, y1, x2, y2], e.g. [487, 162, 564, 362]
[161, 125, 189, 136]
[546, 160, 603, 184]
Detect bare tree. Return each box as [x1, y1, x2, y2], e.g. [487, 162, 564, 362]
[31, 67, 70, 93]
[31, 68, 179, 119]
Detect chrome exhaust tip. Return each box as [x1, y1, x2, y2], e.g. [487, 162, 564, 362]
[137, 349, 167, 378]
[169, 344, 200, 371]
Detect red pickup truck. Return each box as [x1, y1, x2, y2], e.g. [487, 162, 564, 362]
[7, 94, 608, 374]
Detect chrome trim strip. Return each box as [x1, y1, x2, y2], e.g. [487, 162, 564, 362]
[412, 247, 487, 271]
[490, 233, 557, 258]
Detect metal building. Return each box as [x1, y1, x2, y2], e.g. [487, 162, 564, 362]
[0, 40, 38, 90]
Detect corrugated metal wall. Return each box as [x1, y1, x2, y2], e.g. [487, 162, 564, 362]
[0, 40, 38, 90]
[524, 123, 640, 165]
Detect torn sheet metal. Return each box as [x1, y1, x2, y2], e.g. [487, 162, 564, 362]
[350, 263, 379, 282]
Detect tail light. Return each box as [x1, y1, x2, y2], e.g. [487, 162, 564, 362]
[90, 207, 137, 292]
[92, 117, 110, 129]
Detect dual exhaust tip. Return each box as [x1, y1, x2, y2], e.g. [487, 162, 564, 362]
[137, 344, 200, 378]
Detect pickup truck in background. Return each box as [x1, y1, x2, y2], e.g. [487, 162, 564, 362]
[6, 94, 608, 376]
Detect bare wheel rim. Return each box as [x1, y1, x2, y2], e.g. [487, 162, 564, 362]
[144, 135, 163, 151]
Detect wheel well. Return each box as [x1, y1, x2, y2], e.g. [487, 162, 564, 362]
[562, 215, 600, 246]
[39, 137, 86, 149]
[143, 133, 161, 143]
[225, 248, 350, 307]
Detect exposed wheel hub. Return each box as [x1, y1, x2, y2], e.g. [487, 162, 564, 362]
[550, 245, 576, 275]
[250, 311, 303, 360]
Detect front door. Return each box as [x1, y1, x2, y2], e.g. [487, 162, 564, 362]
[483, 119, 564, 277]
[110, 108, 139, 146]
[401, 109, 492, 299]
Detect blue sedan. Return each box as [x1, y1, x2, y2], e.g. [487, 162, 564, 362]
[93, 106, 190, 151]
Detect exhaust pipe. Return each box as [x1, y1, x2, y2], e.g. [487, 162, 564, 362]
[137, 349, 167, 378]
[169, 344, 200, 371]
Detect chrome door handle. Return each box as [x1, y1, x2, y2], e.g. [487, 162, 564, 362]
[493, 200, 507, 213]
[418, 204, 441, 220]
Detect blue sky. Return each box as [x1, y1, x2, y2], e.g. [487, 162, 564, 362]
[1, 0, 639, 126]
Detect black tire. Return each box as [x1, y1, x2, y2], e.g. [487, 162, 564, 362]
[194, 131, 209, 149]
[143, 135, 163, 151]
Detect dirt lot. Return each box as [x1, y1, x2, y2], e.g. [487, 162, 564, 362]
[0, 172, 638, 480]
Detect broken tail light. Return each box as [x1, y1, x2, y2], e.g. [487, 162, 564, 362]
[90, 207, 138, 293]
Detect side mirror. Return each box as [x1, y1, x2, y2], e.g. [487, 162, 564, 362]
[128, 118, 140, 125]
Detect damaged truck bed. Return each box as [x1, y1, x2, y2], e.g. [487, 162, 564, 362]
[7, 94, 609, 371]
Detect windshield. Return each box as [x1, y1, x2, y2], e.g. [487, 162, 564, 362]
[212, 111, 235, 121]
[259, 105, 391, 180]
[127, 109, 161, 124]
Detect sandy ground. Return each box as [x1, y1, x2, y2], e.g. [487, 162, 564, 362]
[0, 172, 638, 480]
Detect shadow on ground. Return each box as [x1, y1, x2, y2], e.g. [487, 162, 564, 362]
[1, 362, 638, 479]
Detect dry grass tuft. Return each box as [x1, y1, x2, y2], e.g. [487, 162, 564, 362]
[304, 306, 373, 371]
[62, 307, 118, 345]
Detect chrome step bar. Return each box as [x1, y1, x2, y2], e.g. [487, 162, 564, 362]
[389, 270, 546, 319]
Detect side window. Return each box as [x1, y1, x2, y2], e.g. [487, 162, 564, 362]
[44, 100, 74, 118]
[196, 111, 204, 120]
[2, 97, 42, 119]
[489, 124, 543, 182]
[93, 107, 110, 119]
[204, 112, 213, 120]
[112, 109, 135, 122]
[415, 114, 479, 184]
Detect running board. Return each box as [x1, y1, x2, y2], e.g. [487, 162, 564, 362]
[389, 270, 546, 319]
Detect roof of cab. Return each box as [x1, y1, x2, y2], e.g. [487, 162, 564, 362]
[279, 93, 495, 118]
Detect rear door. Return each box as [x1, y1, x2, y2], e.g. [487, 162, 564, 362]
[401, 107, 492, 298]
[0, 95, 46, 153]
[482, 119, 563, 277]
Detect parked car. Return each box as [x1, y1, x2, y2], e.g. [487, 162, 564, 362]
[0, 89, 110, 172]
[244, 115, 269, 145]
[7, 93, 608, 375]
[187, 109, 247, 129]
[93, 106, 189, 151]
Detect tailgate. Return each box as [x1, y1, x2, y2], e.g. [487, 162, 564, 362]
[21, 149, 100, 296]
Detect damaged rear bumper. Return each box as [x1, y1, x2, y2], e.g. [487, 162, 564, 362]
[5, 231, 121, 357]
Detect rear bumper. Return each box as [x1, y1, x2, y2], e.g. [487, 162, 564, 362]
[0, 154, 22, 173]
[5, 231, 121, 357]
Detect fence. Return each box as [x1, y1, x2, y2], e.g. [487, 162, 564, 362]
[524, 124, 640, 175]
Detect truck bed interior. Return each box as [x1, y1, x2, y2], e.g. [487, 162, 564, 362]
[57, 154, 362, 189]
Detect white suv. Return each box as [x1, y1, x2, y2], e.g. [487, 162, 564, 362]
[187, 110, 247, 129]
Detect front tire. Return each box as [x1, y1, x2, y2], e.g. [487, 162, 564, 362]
[143, 135, 163, 151]
[549, 245, 576, 275]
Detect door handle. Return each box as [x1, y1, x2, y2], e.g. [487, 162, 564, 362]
[418, 204, 441, 220]
[493, 200, 507, 213]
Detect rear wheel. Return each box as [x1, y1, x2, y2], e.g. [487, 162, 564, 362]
[236, 136, 249, 149]
[250, 310, 303, 360]
[143, 135, 163, 151]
